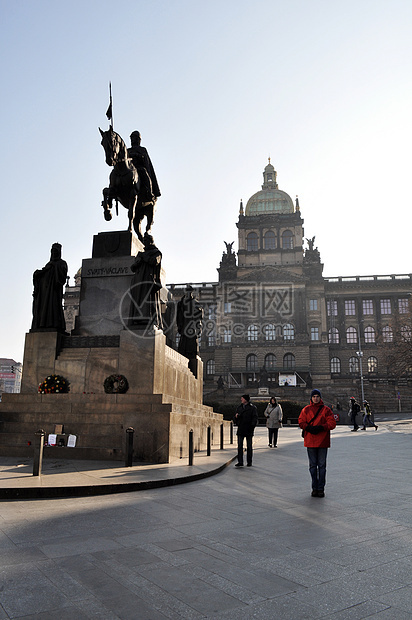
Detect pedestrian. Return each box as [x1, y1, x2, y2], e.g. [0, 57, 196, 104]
[264, 396, 283, 447]
[298, 389, 336, 497]
[349, 396, 361, 431]
[361, 400, 378, 431]
[234, 394, 258, 467]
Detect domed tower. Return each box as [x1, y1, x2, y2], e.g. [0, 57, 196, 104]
[237, 160, 304, 278]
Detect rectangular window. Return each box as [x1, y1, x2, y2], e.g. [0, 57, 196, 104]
[224, 302, 232, 314]
[345, 300, 356, 316]
[223, 329, 232, 343]
[310, 327, 319, 341]
[398, 298, 409, 314]
[380, 299, 391, 315]
[327, 300, 338, 316]
[362, 300, 374, 315]
[207, 305, 217, 320]
[309, 299, 318, 311]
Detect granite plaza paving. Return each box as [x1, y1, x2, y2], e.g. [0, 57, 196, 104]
[0, 416, 411, 619]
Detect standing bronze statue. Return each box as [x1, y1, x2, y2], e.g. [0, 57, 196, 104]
[31, 243, 68, 332]
[177, 286, 203, 376]
[129, 233, 163, 328]
[99, 126, 160, 241]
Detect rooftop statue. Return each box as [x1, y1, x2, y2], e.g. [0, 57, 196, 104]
[306, 236, 316, 251]
[99, 126, 160, 242]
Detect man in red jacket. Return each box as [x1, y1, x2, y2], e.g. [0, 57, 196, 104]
[298, 389, 336, 497]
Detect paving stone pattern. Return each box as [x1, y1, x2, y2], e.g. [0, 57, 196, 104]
[0, 423, 411, 619]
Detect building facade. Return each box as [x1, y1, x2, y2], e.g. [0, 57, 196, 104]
[64, 161, 412, 410]
[168, 162, 412, 410]
[0, 359, 22, 397]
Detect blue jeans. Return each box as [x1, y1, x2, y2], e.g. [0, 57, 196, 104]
[307, 447, 328, 491]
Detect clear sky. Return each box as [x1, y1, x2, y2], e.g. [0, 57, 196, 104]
[1, 0, 411, 363]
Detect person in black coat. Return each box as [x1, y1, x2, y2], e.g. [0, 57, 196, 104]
[234, 394, 258, 467]
[349, 397, 361, 431]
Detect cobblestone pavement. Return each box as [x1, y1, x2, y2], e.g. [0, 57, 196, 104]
[0, 420, 411, 619]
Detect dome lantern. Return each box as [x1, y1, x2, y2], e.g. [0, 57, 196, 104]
[245, 161, 294, 216]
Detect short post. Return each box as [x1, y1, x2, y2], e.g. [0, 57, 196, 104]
[220, 423, 224, 450]
[207, 426, 211, 456]
[125, 427, 134, 467]
[188, 429, 194, 466]
[230, 421, 233, 444]
[33, 429, 45, 476]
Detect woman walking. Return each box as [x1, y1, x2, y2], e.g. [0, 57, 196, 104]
[264, 396, 283, 447]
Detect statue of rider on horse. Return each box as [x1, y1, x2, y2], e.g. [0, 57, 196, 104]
[99, 126, 161, 241]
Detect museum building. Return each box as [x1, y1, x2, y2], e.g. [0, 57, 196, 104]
[167, 161, 412, 410]
[64, 160, 412, 410]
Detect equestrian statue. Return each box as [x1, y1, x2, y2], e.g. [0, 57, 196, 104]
[99, 126, 161, 241]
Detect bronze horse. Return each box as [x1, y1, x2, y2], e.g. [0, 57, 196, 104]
[99, 127, 154, 241]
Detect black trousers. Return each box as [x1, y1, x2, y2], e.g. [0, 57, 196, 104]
[237, 434, 253, 465]
[268, 428, 279, 446]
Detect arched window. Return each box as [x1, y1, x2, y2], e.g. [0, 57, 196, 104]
[247, 324, 258, 341]
[349, 356, 359, 373]
[264, 354, 276, 370]
[264, 230, 276, 250]
[283, 323, 295, 341]
[367, 356, 378, 373]
[364, 326, 375, 343]
[206, 360, 215, 375]
[330, 357, 341, 373]
[401, 325, 412, 342]
[246, 354, 258, 371]
[247, 232, 258, 251]
[264, 323, 276, 341]
[382, 325, 393, 343]
[282, 230, 294, 249]
[328, 327, 340, 344]
[346, 327, 357, 344]
[283, 353, 295, 370]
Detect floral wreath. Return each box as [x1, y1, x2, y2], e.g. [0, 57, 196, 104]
[103, 374, 129, 394]
[38, 374, 70, 394]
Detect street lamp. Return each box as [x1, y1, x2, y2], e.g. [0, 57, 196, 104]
[356, 324, 365, 406]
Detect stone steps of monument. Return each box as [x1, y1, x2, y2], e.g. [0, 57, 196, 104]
[0, 393, 168, 406]
[0, 419, 132, 437]
[0, 441, 123, 461]
[0, 430, 123, 452]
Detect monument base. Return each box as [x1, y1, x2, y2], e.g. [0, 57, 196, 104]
[0, 230, 226, 463]
[0, 328, 227, 463]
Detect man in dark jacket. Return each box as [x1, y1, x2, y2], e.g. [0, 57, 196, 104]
[234, 394, 258, 467]
[349, 396, 361, 431]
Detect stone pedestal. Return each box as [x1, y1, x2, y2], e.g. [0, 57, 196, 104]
[0, 230, 225, 463]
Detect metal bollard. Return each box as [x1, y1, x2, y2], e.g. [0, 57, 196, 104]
[188, 429, 194, 466]
[230, 421, 233, 444]
[207, 426, 211, 456]
[220, 423, 224, 450]
[33, 429, 45, 476]
[206, 426, 211, 456]
[125, 427, 134, 467]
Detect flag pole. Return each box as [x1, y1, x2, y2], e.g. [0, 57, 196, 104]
[106, 81, 113, 128]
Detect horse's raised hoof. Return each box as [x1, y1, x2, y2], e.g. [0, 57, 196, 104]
[104, 210, 112, 221]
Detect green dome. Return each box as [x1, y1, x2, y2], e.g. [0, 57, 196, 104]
[245, 162, 294, 216]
